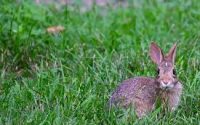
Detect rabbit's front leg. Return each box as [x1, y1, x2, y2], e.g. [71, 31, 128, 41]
[167, 82, 183, 111]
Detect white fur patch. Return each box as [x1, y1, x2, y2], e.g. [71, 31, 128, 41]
[160, 81, 174, 90]
[165, 62, 168, 67]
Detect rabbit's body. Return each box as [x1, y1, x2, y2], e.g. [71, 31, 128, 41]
[110, 77, 182, 118]
[109, 42, 183, 118]
[110, 77, 159, 117]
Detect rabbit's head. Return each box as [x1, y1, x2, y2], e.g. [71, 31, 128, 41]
[149, 42, 178, 90]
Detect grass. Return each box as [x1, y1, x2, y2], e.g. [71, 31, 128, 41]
[0, 0, 200, 124]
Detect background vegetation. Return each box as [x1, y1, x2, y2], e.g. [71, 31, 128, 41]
[0, 0, 199, 124]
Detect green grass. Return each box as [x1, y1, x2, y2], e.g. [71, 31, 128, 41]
[0, 0, 200, 124]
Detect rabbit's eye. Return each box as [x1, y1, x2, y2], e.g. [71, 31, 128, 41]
[173, 69, 176, 76]
[157, 69, 160, 75]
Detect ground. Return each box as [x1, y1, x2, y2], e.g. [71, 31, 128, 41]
[0, 0, 199, 124]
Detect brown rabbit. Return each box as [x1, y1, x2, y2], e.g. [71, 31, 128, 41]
[109, 42, 183, 118]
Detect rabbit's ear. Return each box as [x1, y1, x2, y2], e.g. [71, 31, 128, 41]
[149, 42, 163, 65]
[166, 43, 177, 64]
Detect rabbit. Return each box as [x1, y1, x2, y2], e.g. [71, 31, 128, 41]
[109, 42, 183, 118]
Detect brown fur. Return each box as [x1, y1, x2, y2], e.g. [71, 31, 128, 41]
[109, 42, 183, 118]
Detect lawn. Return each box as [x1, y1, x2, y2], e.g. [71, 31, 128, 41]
[0, 0, 199, 124]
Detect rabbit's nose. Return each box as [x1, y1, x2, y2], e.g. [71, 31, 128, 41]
[163, 82, 169, 85]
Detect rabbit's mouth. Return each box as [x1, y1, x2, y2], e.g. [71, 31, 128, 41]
[160, 81, 175, 90]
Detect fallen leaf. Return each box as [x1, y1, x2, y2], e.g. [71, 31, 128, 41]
[47, 25, 65, 33]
